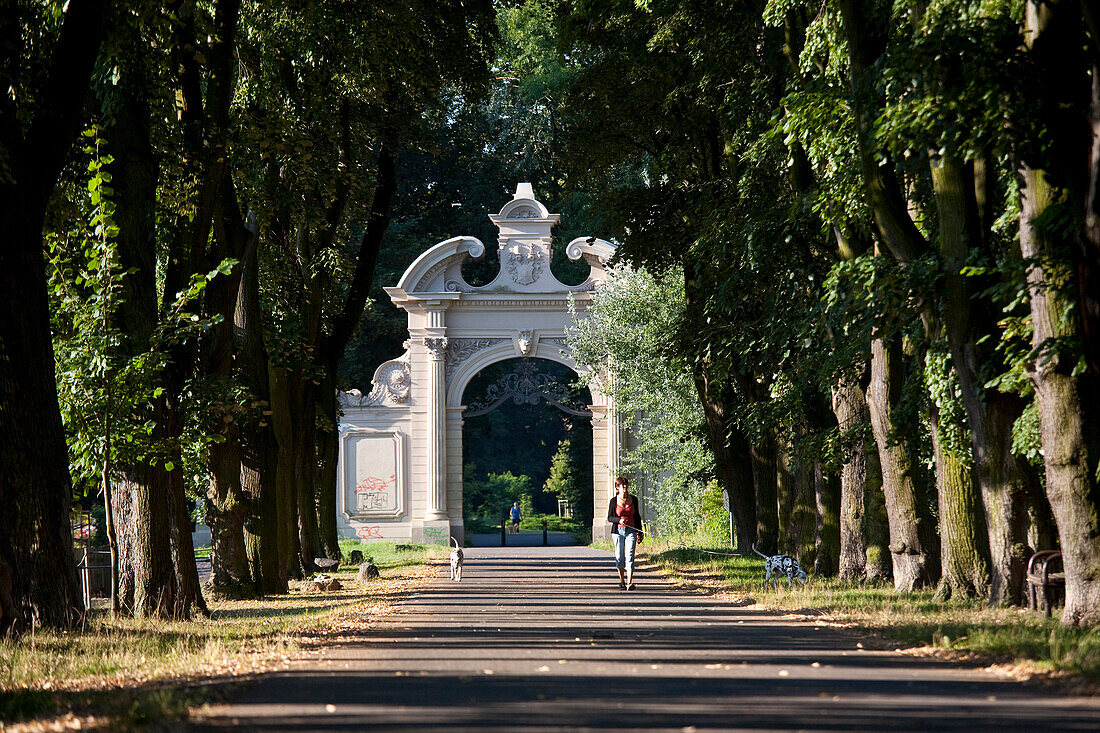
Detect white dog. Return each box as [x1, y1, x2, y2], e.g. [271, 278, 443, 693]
[449, 537, 464, 581]
[752, 544, 807, 589]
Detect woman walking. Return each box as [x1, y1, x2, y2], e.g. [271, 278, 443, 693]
[607, 477, 643, 590]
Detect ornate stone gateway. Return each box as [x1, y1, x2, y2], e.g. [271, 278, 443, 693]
[337, 184, 620, 544]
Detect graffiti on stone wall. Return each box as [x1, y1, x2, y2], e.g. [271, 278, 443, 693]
[345, 432, 403, 518]
[356, 525, 384, 540]
[355, 474, 396, 512]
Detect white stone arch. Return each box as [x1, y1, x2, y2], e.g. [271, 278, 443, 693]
[337, 183, 620, 545]
[445, 340, 607, 410]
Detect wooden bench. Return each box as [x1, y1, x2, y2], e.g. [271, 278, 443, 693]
[1025, 550, 1064, 618]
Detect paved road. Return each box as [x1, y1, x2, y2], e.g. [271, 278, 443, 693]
[190, 546, 1100, 732]
[467, 531, 577, 547]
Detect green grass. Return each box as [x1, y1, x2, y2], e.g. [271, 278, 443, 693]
[0, 542, 446, 729]
[642, 540, 1100, 680]
[336, 538, 441, 566]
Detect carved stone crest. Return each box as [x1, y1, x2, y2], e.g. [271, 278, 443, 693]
[506, 242, 545, 285]
[509, 205, 540, 219]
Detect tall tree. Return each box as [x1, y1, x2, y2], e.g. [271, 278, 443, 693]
[0, 0, 110, 631]
[1018, 0, 1100, 626]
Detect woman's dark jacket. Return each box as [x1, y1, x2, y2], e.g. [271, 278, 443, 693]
[606, 495, 643, 531]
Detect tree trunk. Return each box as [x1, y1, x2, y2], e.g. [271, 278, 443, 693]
[1022, 460, 1057, 553]
[981, 392, 1030, 604]
[105, 47, 205, 619]
[930, 154, 1029, 606]
[291, 374, 321, 571]
[1078, 4, 1100, 380]
[208, 437, 254, 593]
[166, 431, 209, 618]
[315, 371, 342, 560]
[236, 221, 286, 594]
[813, 460, 840, 576]
[751, 433, 779, 554]
[0, 197, 84, 632]
[203, 166, 259, 596]
[862, 439, 890, 582]
[309, 145, 397, 560]
[115, 462, 178, 617]
[690, 364, 758, 551]
[269, 365, 304, 579]
[1020, 0, 1100, 627]
[111, 475, 136, 614]
[778, 433, 816, 563]
[0, 0, 109, 633]
[833, 375, 871, 581]
[928, 407, 990, 601]
[867, 336, 939, 591]
[1021, 164, 1100, 623]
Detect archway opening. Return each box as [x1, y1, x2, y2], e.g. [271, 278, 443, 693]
[460, 357, 592, 546]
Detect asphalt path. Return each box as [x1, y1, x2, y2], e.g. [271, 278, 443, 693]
[190, 546, 1100, 732]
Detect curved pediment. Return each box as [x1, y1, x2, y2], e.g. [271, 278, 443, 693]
[395, 235, 486, 294]
[393, 183, 616, 297]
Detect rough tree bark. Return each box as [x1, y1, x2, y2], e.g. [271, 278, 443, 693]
[813, 460, 841, 576]
[867, 336, 939, 591]
[928, 406, 990, 601]
[832, 373, 888, 581]
[204, 173, 257, 596]
[1018, 0, 1100, 627]
[751, 432, 779, 555]
[929, 154, 1029, 605]
[778, 433, 816, 564]
[236, 217, 285, 594]
[269, 365, 304, 579]
[105, 40, 206, 619]
[0, 0, 108, 632]
[833, 375, 867, 581]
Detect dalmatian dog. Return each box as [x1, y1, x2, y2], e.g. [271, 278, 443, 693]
[752, 545, 808, 589]
[449, 537, 464, 581]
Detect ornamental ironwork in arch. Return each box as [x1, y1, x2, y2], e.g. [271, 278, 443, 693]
[464, 359, 592, 418]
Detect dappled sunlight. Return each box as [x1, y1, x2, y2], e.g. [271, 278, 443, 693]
[641, 541, 1100, 680]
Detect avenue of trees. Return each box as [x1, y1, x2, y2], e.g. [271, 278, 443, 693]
[559, 0, 1100, 627]
[3, 0, 1099, 635]
[1, 0, 495, 630]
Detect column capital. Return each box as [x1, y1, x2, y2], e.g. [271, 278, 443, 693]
[424, 337, 449, 359]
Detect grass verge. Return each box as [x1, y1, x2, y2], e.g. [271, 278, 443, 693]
[640, 540, 1100, 685]
[0, 541, 448, 731]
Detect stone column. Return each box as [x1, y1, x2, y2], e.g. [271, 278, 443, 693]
[423, 336, 449, 521]
[589, 405, 611, 542]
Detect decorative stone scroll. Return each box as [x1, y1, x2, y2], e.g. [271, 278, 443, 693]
[465, 359, 591, 418]
[338, 355, 410, 408]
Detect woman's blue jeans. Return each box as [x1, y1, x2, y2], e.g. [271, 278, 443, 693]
[614, 525, 638, 571]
